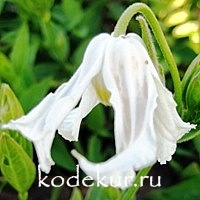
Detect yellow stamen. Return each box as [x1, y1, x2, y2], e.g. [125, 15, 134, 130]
[92, 75, 111, 106]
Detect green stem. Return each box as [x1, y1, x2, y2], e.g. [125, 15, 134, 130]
[136, 15, 165, 83]
[121, 166, 152, 200]
[113, 3, 182, 111]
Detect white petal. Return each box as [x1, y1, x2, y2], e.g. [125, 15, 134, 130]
[152, 76, 196, 163]
[33, 139, 55, 173]
[102, 34, 158, 157]
[58, 108, 82, 142]
[2, 33, 111, 173]
[44, 33, 111, 131]
[71, 149, 136, 189]
[72, 35, 159, 189]
[58, 84, 100, 141]
[72, 33, 196, 189]
[1, 93, 55, 140]
[2, 33, 110, 139]
[125, 34, 196, 163]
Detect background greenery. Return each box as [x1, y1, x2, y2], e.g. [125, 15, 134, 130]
[0, 0, 199, 199]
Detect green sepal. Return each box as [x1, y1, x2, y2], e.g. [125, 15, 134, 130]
[182, 54, 200, 106]
[181, 55, 200, 127]
[185, 72, 200, 114]
[179, 127, 200, 143]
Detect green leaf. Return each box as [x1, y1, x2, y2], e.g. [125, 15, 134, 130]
[70, 187, 83, 200]
[71, 38, 91, 67]
[10, 23, 30, 73]
[1, 32, 39, 93]
[0, 133, 36, 196]
[149, 175, 200, 200]
[0, 1, 5, 14]
[11, 0, 54, 18]
[193, 134, 200, 154]
[86, 104, 110, 137]
[85, 184, 121, 200]
[60, 0, 83, 31]
[87, 135, 102, 162]
[40, 20, 69, 63]
[103, 186, 121, 200]
[0, 83, 33, 157]
[121, 167, 151, 200]
[181, 162, 200, 179]
[51, 135, 76, 172]
[19, 77, 53, 112]
[87, 105, 105, 130]
[11, 38, 37, 91]
[0, 53, 16, 83]
[0, 177, 7, 192]
[0, 83, 24, 122]
[74, 1, 104, 37]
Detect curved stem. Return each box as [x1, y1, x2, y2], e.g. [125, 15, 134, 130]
[113, 3, 182, 111]
[136, 15, 165, 84]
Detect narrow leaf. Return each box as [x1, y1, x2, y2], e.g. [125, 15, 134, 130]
[10, 23, 30, 73]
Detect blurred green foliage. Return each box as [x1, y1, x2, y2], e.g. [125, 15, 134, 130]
[0, 0, 199, 199]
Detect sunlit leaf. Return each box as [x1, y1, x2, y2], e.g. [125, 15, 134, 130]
[0, 134, 36, 196]
[164, 9, 189, 27]
[0, 83, 33, 157]
[172, 21, 199, 38]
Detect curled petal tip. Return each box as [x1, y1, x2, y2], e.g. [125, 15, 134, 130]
[191, 124, 197, 129]
[39, 161, 55, 174]
[71, 149, 81, 159]
[1, 123, 12, 130]
[0, 124, 6, 130]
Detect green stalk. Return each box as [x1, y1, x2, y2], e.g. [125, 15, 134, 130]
[136, 15, 165, 84]
[121, 167, 151, 200]
[113, 3, 182, 111]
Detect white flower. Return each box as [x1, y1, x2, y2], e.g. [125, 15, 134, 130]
[2, 33, 195, 187]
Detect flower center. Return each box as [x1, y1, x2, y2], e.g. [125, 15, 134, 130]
[92, 74, 111, 106]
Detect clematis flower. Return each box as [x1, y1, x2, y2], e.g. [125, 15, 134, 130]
[1, 33, 195, 187]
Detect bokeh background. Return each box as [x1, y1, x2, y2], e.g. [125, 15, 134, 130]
[0, 0, 199, 199]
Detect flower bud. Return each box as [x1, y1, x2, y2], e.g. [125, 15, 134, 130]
[182, 55, 200, 124]
[186, 72, 200, 114]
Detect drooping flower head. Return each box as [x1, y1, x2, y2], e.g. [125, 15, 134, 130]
[1, 33, 196, 188]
